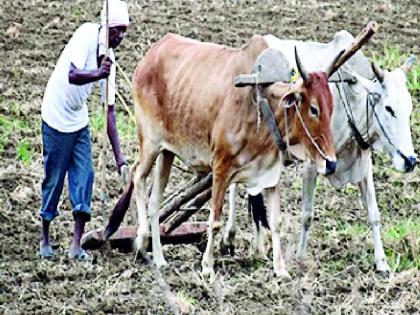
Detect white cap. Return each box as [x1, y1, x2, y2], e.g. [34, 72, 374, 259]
[101, 0, 129, 27]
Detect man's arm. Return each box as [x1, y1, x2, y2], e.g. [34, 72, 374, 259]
[68, 57, 111, 85]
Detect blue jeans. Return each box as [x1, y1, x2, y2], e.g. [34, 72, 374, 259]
[39, 121, 94, 222]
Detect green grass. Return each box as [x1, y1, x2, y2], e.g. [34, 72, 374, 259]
[89, 108, 136, 140]
[251, 257, 265, 270]
[371, 45, 420, 93]
[337, 221, 367, 238]
[90, 108, 104, 132]
[17, 139, 32, 165]
[385, 219, 419, 241]
[334, 219, 419, 272]
[0, 114, 33, 153]
[116, 111, 136, 140]
[384, 219, 419, 271]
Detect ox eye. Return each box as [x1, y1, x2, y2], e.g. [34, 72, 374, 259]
[385, 106, 396, 118]
[309, 105, 319, 117]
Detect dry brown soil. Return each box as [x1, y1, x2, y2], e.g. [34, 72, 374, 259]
[0, 0, 419, 314]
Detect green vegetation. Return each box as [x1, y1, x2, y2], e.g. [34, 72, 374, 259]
[90, 108, 104, 132]
[177, 290, 197, 307]
[0, 113, 33, 161]
[89, 107, 136, 140]
[334, 218, 419, 272]
[371, 45, 420, 93]
[337, 221, 367, 237]
[251, 257, 265, 270]
[384, 219, 419, 271]
[17, 139, 32, 165]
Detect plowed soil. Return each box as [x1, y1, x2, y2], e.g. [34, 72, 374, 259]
[1, 0, 419, 314]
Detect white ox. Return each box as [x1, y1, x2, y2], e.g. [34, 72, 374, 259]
[224, 31, 416, 273]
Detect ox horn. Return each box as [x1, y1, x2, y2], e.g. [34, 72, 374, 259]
[325, 49, 345, 78]
[371, 62, 384, 83]
[401, 55, 416, 74]
[294, 46, 309, 82]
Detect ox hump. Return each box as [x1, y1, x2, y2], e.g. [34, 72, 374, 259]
[241, 35, 269, 58]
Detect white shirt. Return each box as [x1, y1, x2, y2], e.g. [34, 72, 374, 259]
[41, 22, 116, 133]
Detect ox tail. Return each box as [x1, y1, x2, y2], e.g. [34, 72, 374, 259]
[104, 179, 134, 240]
[248, 193, 269, 231]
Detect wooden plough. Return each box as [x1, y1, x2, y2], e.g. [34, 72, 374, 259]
[82, 173, 212, 251]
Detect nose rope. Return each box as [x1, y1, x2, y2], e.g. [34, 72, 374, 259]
[293, 101, 329, 160]
[335, 70, 371, 150]
[284, 106, 291, 152]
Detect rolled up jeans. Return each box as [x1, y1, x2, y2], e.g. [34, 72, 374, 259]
[39, 121, 94, 222]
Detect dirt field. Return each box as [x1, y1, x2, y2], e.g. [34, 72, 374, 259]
[1, 0, 419, 314]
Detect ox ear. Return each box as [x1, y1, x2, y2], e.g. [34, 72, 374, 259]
[401, 55, 416, 74]
[282, 92, 301, 108]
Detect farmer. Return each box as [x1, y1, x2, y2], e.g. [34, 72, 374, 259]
[39, 0, 130, 260]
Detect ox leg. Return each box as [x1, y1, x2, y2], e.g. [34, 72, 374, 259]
[149, 151, 174, 268]
[133, 148, 159, 256]
[250, 193, 268, 259]
[297, 162, 318, 259]
[221, 183, 237, 256]
[252, 213, 267, 259]
[202, 168, 230, 281]
[266, 185, 290, 279]
[358, 158, 389, 273]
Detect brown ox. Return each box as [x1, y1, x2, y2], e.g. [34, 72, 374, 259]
[108, 33, 341, 279]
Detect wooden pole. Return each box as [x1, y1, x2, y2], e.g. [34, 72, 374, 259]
[327, 21, 379, 77]
[99, 0, 109, 203]
[162, 187, 211, 234]
[159, 173, 212, 223]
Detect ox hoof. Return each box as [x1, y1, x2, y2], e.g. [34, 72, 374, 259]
[253, 251, 268, 261]
[220, 239, 235, 256]
[201, 267, 215, 282]
[375, 260, 390, 275]
[154, 256, 168, 269]
[133, 232, 150, 253]
[376, 269, 390, 278]
[275, 268, 292, 281]
[153, 253, 168, 269]
[375, 262, 390, 278]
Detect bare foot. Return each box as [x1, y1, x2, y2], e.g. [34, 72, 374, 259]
[39, 242, 53, 258]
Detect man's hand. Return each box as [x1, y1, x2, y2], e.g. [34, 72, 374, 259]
[98, 57, 112, 79]
[69, 58, 112, 86]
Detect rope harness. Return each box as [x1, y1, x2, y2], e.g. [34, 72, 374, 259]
[333, 72, 411, 165]
[252, 68, 330, 161]
[334, 70, 371, 150]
